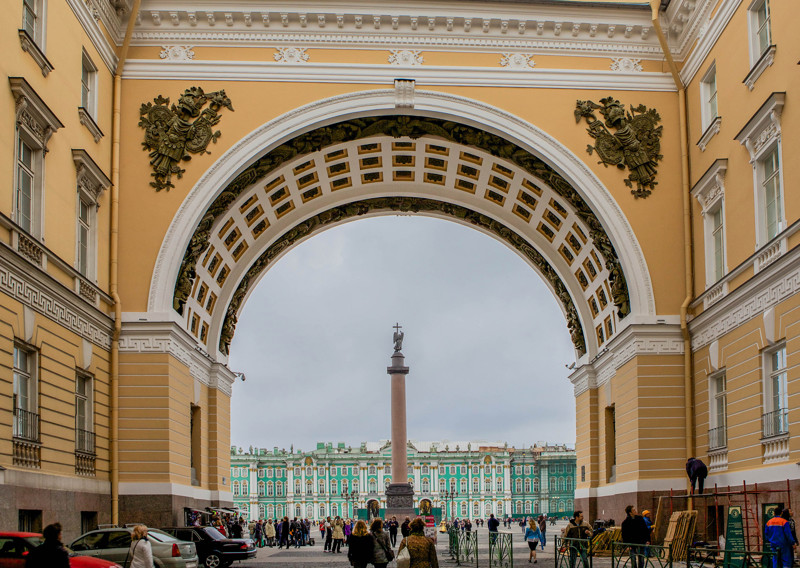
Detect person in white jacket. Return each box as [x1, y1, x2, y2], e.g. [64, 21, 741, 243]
[128, 525, 154, 568]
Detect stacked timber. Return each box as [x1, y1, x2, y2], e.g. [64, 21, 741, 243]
[591, 527, 621, 556]
[662, 511, 697, 561]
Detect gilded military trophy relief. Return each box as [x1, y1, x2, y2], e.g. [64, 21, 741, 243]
[139, 87, 234, 191]
[575, 98, 663, 198]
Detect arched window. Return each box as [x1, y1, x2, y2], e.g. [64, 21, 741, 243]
[515, 479, 523, 493]
[385, 478, 391, 489]
[496, 502, 503, 515]
[385, 465, 391, 475]
[331, 503, 339, 517]
[306, 480, 313, 495]
[352, 480, 359, 492]
[472, 465, 479, 476]
[319, 504, 326, 517]
[331, 480, 338, 494]
[242, 481, 248, 495]
[515, 501, 522, 514]
[258, 469, 264, 478]
[567, 477, 573, 490]
[515, 466, 522, 475]
[485, 503, 491, 516]
[421, 479, 430, 492]
[449, 478, 456, 491]
[319, 479, 325, 494]
[525, 502, 532, 514]
[408, 477, 414, 488]
[267, 505, 274, 518]
[295, 505, 301, 517]
[277, 505, 284, 518]
[306, 467, 313, 476]
[258, 481, 265, 496]
[267, 481, 274, 496]
[472, 478, 479, 492]
[450, 465, 456, 475]
[439, 479, 445, 492]
[461, 502, 468, 516]
[558, 500, 565, 512]
[258, 504, 265, 518]
[369, 465, 377, 475]
[524, 479, 531, 492]
[266, 467, 273, 478]
[439, 466, 446, 475]
[473, 503, 480, 516]
[294, 467, 301, 476]
[331, 467, 337, 476]
[318, 466, 325, 476]
[496, 479, 502, 491]
[232, 481, 240, 496]
[485, 465, 491, 475]
[276, 482, 283, 496]
[421, 465, 429, 474]
[342, 480, 348, 492]
[550, 478, 556, 491]
[369, 478, 377, 493]
[460, 479, 467, 493]
[533, 479, 539, 492]
[559, 478, 565, 491]
[294, 480, 301, 494]
[408, 465, 413, 475]
[534, 500, 539, 513]
[306, 504, 313, 519]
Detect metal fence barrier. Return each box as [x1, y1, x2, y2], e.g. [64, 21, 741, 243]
[611, 542, 672, 568]
[488, 532, 512, 567]
[557, 537, 594, 568]
[687, 548, 775, 568]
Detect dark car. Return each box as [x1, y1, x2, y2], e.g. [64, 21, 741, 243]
[160, 527, 255, 568]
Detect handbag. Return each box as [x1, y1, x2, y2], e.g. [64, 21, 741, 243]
[396, 546, 411, 568]
[381, 537, 395, 562]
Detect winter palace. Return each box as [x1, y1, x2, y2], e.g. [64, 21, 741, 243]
[0, 0, 798, 537]
[228, 442, 576, 522]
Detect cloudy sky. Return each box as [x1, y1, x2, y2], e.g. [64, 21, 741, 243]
[228, 215, 576, 453]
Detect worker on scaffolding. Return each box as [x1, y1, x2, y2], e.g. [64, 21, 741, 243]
[685, 458, 708, 494]
[765, 506, 796, 568]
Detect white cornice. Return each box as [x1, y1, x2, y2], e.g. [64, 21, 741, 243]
[65, 0, 119, 73]
[122, 59, 676, 90]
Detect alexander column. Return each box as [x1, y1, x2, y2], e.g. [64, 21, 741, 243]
[385, 323, 414, 517]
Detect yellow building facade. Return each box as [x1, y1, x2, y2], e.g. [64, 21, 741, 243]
[0, 0, 796, 534]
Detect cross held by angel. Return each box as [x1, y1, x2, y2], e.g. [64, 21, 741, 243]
[393, 323, 404, 352]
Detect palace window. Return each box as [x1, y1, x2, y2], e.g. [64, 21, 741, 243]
[80, 51, 98, 120]
[472, 478, 479, 492]
[485, 503, 491, 516]
[761, 147, 783, 242]
[319, 504, 325, 517]
[257, 469, 264, 478]
[305, 466, 312, 476]
[267, 482, 274, 496]
[534, 500, 539, 513]
[524, 479, 531, 493]
[496, 502, 503, 515]
[369, 465, 376, 475]
[496, 479, 502, 492]
[258, 481, 265, 496]
[242, 481, 248, 495]
[421, 479, 430, 492]
[341, 480, 348, 492]
[700, 64, 719, 132]
[384, 465, 391, 475]
[368, 478, 377, 493]
[515, 479, 522, 493]
[75, 372, 93, 453]
[232, 481, 240, 496]
[331, 504, 339, 517]
[267, 505, 274, 518]
[15, 135, 35, 235]
[13, 343, 38, 442]
[762, 344, 788, 437]
[296, 505, 302, 518]
[421, 464, 428, 474]
[449, 465, 456, 475]
[22, 0, 40, 40]
[449, 478, 456, 491]
[294, 479, 301, 493]
[550, 478, 556, 491]
[266, 467, 273, 478]
[461, 502, 468, 516]
[331, 480, 338, 494]
[306, 504, 313, 518]
[460, 479, 467, 493]
[748, 0, 772, 64]
[709, 371, 728, 449]
[460, 465, 466, 475]
[515, 466, 522, 475]
[352, 480, 359, 491]
[276, 481, 283, 496]
[306, 480, 313, 495]
[525, 502, 532, 514]
[533, 478, 539, 492]
[294, 467, 301, 476]
[318, 466, 325, 475]
[318, 480, 325, 494]
[473, 502, 480, 516]
[439, 466, 445, 475]
[331, 466, 337, 476]
[259, 504, 265, 518]
[566, 477, 573, 490]
[407, 465, 413, 475]
[484, 465, 490, 475]
[439, 479, 445, 492]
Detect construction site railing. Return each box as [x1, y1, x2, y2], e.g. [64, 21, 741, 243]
[687, 547, 775, 568]
[612, 542, 673, 568]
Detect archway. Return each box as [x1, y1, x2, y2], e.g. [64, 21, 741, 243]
[146, 90, 655, 364]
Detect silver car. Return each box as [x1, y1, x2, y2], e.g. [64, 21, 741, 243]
[70, 527, 198, 568]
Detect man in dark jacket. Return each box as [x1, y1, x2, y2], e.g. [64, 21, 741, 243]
[401, 517, 411, 538]
[487, 513, 500, 544]
[685, 458, 708, 494]
[564, 511, 592, 568]
[621, 505, 651, 568]
[26, 523, 69, 568]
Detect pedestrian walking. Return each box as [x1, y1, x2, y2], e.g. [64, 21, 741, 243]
[538, 515, 547, 548]
[524, 519, 543, 564]
[388, 516, 399, 547]
[347, 520, 374, 568]
[279, 516, 290, 549]
[324, 517, 333, 552]
[344, 519, 352, 545]
[332, 516, 345, 553]
[126, 525, 154, 568]
[370, 518, 394, 568]
[265, 519, 276, 547]
[25, 522, 69, 568]
[397, 517, 439, 568]
[621, 505, 651, 568]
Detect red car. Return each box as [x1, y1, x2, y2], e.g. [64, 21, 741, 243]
[0, 532, 122, 568]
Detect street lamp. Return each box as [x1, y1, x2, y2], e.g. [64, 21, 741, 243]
[441, 489, 459, 521]
[341, 490, 358, 518]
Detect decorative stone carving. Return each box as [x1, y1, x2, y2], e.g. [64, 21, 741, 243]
[697, 116, 721, 152]
[744, 46, 776, 91]
[159, 45, 195, 61]
[388, 50, 423, 66]
[78, 107, 104, 142]
[610, 57, 642, 72]
[500, 53, 535, 69]
[17, 234, 43, 266]
[18, 30, 54, 77]
[72, 149, 111, 204]
[138, 87, 234, 191]
[274, 47, 309, 63]
[215, 196, 587, 356]
[575, 97, 663, 198]
[9, 77, 64, 153]
[172, 115, 631, 330]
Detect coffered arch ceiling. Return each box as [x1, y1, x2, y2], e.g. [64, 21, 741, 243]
[149, 90, 655, 364]
[173, 121, 638, 362]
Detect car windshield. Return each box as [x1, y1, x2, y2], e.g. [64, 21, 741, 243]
[204, 527, 225, 540]
[23, 537, 44, 548]
[147, 529, 180, 543]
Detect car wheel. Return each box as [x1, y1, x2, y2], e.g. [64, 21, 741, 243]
[204, 553, 223, 568]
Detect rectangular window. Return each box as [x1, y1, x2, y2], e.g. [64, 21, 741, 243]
[763, 344, 788, 437]
[22, 0, 37, 40]
[754, 0, 771, 56]
[18, 510, 42, 533]
[80, 52, 98, 116]
[700, 65, 718, 130]
[709, 371, 727, 449]
[75, 372, 94, 453]
[711, 206, 725, 281]
[762, 147, 782, 240]
[13, 343, 38, 441]
[77, 198, 91, 275]
[16, 135, 34, 234]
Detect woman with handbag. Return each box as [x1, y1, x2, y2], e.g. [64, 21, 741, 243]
[524, 519, 543, 563]
[396, 517, 438, 568]
[347, 520, 374, 568]
[370, 518, 394, 568]
[127, 525, 154, 568]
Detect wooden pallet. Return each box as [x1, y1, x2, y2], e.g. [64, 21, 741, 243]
[663, 510, 697, 561]
[591, 527, 621, 556]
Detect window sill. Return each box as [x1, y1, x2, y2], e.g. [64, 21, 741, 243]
[708, 447, 728, 472]
[703, 280, 728, 309]
[697, 116, 722, 152]
[761, 433, 789, 464]
[744, 45, 776, 91]
[78, 107, 104, 142]
[18, 29, 54, 77]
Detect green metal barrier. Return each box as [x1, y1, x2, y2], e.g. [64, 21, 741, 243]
[456, 530, 478, 566]
[611, 542, 672, 568]
[556, 536, 594, 568]
[687, 548, 776, 568]
[488, 532, 513, 567]
[449, 528, 460, 559]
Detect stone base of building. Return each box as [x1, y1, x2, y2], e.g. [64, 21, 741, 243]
[0, 468, 111, 542]
[385, 483, 415, 518]
[120, 493, 233, 528]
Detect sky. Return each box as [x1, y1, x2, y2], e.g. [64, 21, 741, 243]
[228, 215, 576, 454]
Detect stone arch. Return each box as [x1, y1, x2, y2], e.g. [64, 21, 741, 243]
[148, 89, 654, 362]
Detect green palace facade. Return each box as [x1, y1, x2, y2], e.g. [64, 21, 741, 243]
[229, 441, 575, 522]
